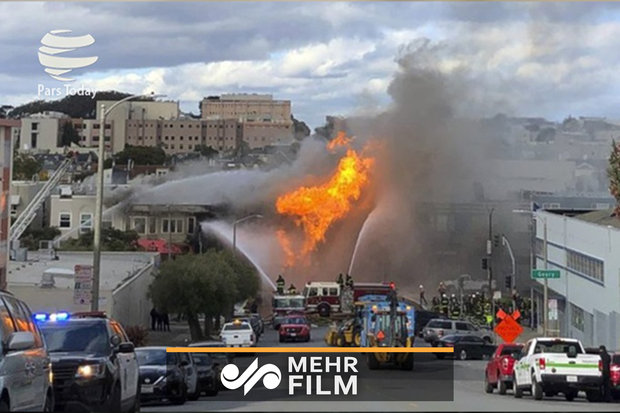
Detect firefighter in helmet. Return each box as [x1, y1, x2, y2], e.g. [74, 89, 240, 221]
[337, 273, 344, 287]
[276, 275, 285, 295]
[431, 296, 440, 313]
[287, 283, 297, 295]
[450, 294, 461, 319]
[440, 293, 450, 317]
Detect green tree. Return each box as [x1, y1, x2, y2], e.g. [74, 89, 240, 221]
[59, 228, 139, 251]
[194, 144, 219, 159]
[105, 145, 167, 168]
[148, 249, 259, 340]
[12, 152, 42, 180]
[19, 227, 61, 250]
[60, 122, 81, 147]
[608, 139, 620, 217]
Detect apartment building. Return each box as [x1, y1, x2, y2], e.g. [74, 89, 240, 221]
[72, 119, 113, 150]
[0, 120, 16, 289]
[200, 93, 291, 122]
[95, 100, 179, 153]
[19, 111, 68, 153]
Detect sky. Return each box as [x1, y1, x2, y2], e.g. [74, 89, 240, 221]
[3, 1, 620, 129]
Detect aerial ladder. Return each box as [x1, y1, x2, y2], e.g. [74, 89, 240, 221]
[9, 158, 72, 244]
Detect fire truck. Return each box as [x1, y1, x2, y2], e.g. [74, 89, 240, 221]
[303, 281, 394, 317]
[271, 293, 306, 329]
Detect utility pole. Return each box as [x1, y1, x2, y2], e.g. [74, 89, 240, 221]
[487, 208, 494, 301]
[543, 217, 549, 336]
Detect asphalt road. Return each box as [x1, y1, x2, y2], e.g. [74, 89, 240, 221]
[144, 325, 620, 412]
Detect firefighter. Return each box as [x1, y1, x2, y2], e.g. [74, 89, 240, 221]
[440, 293, 450, 317]
[431, 296, 440, 313]
[345, 274, 354, 288]
[337, 273, 344, 287]
[419, 285, 428, 308]
[276, 274, 285, 295]
[484, 300, 493, 327]
[450, 294, 460, 319]
[438, 281, 446, 296]
[287, 283, 297, 295]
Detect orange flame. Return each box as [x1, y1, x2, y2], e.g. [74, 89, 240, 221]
[276, 145, 374, 256]
[326, 131, 353, 151]
[276, 229, 296, 268]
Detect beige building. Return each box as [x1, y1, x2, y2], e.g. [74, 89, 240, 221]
[18, 112, 69, 153]
[95, 100, 179, 153]
[10, 181, 47, 228]
[242, 121, 294, 149]
[126, 204, 210, 244]
[201, 94, 291, 122]
[73, 119, 113, 150]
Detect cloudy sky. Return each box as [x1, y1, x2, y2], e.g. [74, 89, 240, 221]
[2, 1, 620, 128]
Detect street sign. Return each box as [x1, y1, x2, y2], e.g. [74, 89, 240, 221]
[494, 309, 523, 343]
[531, 269, 560, 279]
[493, 290, 502, 300]
[74, 265, 93, 305]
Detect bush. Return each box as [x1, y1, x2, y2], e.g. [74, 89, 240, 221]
[125, 325, 149, 347]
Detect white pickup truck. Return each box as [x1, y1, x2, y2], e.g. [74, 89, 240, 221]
[219, 320, 256, 347]
[513, 337, 602, 401]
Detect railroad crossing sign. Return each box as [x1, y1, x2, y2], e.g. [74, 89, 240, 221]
[531, 269, 560, 279]
[494, 309, 523, 343]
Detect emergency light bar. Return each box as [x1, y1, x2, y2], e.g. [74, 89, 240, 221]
[33, 312, 70, 322]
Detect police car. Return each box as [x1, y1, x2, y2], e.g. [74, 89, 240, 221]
[36, 311, 140, 412]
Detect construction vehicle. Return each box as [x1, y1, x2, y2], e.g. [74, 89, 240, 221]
[360, 288, 416, 370]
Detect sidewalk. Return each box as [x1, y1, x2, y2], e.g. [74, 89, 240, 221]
[145, 320, 192, 346]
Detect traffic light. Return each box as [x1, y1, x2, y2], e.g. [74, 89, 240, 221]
[504, 275, 512, 289]
[493, 234, 500, 248]
[481, 258, 489, 270]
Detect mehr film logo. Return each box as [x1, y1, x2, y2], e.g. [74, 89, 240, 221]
[37, 30, 99, 99]
[221, 356, 359, 396]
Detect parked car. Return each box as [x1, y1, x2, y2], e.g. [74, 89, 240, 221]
[188, 341, 232, 390]
[136, 347, 189, 405]
[191, 353, 219, 397]
[279, 316, 311, 342]
[220, 320, 256, 347]
[484, 343, 524, 394]
[422, 319, 493, 345]
[415, 310, 447, 338]
[611, 353, 620, 399]
[512, 337, 602, 401]
[37, 311, 139, 412]
[435, 334, 496, 360]
[0, 292, 53, 412]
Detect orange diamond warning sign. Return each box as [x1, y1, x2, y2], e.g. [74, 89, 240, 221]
[494, 309, 523, 343]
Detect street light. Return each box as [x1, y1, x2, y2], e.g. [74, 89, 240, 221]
[91, 92, 165, 311]
[232, 214, 263, 255]
[513, 209, 548, 336]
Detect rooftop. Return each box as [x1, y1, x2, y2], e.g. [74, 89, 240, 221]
[8, 251, 158, 291]
[573, 208, 620, 229]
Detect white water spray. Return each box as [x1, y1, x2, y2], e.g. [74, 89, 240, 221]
[201, 221, 277, 290]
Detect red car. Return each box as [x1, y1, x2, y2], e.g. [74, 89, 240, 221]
[611, 353, 620, 398]
[279, 316, 311, 342]
[484, 343, 524, 394]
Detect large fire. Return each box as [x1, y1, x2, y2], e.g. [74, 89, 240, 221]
[326, 130, 352, 151]
[276, 133, 374, 259]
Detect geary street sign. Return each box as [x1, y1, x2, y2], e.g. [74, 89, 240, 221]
[531, 269, 560, 279]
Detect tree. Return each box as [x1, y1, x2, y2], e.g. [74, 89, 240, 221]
[608, 139, 620, 217]
[58, 228, 139, 251]
[19, 227, 61, 250]
[194, 144, 219, 159]
[12, 152, 43, 180]
[60, 122, 81, 147]
[105, 145, 167, 168]
[148, 249, 260, 340]
[0, 105, 13, 119]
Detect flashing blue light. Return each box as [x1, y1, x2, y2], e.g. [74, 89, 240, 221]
[34, 312, 70, 323]
[55, 312, 70, 321]
[34, 313, 48, 322]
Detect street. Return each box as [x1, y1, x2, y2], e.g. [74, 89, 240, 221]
[144, 325, 620, 412]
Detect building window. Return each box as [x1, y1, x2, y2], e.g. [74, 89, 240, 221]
[31, 132, 37, 148]
[132, 217, 146, 234]
[570, 303, 585, 331]
[31, 122, 38, 131]
[59, 213, 71, 228]
[566, 248, 604, 283]
[162, 218, 184, 233]
[79, 213, 93, 234]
